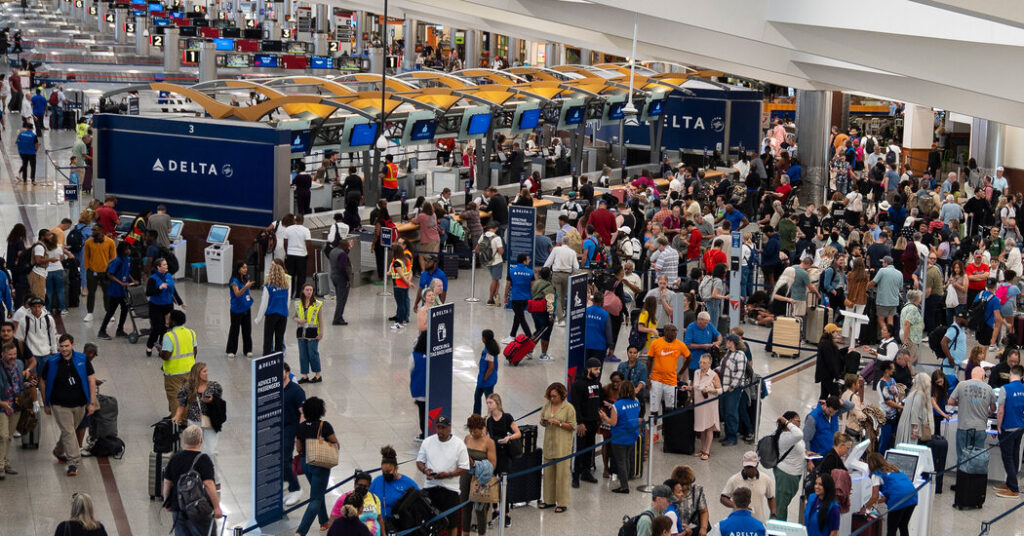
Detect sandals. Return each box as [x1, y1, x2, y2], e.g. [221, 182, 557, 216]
[536, 503, 555, 510]
[554, 506, 567, 513]
[700, 451, 710, 461]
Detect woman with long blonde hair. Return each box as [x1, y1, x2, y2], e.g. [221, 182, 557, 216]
[173, 362, 224, 454]
[255, 261, 291, 355]
[56, 492, 108, 535]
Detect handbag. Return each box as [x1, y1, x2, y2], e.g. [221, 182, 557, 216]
[945, 284, 959, 308]
[469, 476, 501, 503]
[292, 454, 304, 475]
[526, 299, 547, 314]
[603, 290, 623, 316]
[304, 421, 338, 469]
[296, 326, 318, 339]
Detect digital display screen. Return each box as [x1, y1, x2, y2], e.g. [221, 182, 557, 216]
[282, 55, 307, 69]
[409, 119, 437, 142]
[467, 113, 492, 135]
[290, 130, 311, 153]
[225, 53, 250, 68]
[199, 26, 219, 38]
[253, 54, 277, 67]
[310, 56, 333, 69]
[885, 451, 919, 481]
[349, 123, 377, 147]
[148, 3, 162, 11]
[207, 225, 230, 244]
[132, 9, 146, 16]
[116, 215, 134, 233]
[178, 26, 197, 36]
[221, 27, 240, 38]
[235, 39, 258, 52]
[131, 0, 146, 6]
[169, 220, 183, 239]
[242, 28, 263, 39]
[152, 17, 171, 26]
[647, 99, 665, 117]
[286, 42, 308, 54]
[518, 108, 541, 130]
[260, 39, 283, 52]
[213, 37, 234, 51]
[607, 102, 625, 120]
[170, 10, 184, 17]
[564, 105, 584, 125]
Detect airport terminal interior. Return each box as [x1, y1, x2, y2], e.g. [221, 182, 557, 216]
[3, 1, 1024, 536]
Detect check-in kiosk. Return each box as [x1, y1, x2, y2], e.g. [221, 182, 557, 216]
[764, 519, 807, 536]
[168, 219, 186, 279]
[885, 444, 935, 536]
[203, 225, 233, 285]
[844, 439, 873, 536]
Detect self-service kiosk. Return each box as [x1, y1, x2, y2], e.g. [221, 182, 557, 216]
[203, 225, 232, 285]
[764, 519, 807, 536]
[843, 439, 873, 536]
[168, 219, 186, 279]
[884, 444, 935, 536]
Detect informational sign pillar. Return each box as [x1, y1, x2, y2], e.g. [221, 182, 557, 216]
[729, 231, 741, 330]
[425, 303, 455, 435]
[135, 16, 148, 56]
[163, 27, 181, 72]
[96, 1, 106, 32]
[565, 273, 589, 386]
[199, 41, 217, 82]
[507, 206, 535, 272]
[248, 352, 284, 533]
[114, 7, 126, 43]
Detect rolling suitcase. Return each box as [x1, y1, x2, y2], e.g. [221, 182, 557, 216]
[770, 317, 801, 358]
[953, 470, 986, 509]
[804, 306, 830, 343]
[454, 243, 473, 269]
[311, 253, 329, 297]
[851, 513, 882, 536]
[519, 424, 538, 454]
[148, 451, 170, 501]
[502, 334, 535, 365]
[506, 448, 542, 505]
[629, 428, 646, 479]
[662, 393, 696, 455]
[440, 246, 459, 280]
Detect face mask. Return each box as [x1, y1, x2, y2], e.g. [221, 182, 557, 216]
[383, 473, 396, 482]
[355, 485, 369, 493]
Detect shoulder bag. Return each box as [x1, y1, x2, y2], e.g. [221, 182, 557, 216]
[304, 421, 339, 469]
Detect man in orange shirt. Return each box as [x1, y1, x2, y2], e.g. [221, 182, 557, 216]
[380, 154, 400, 202]
[646, 324, 690, 439]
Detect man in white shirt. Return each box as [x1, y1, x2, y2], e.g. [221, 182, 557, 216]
[282, 214, 312, 298]
[415, 416, 470, 531]
[324, 213, 350, 246]
[544, 238, 580, 325]
[887, 142, 902, 171]
[477, 222, 505, 306]
[668, 171, 683, 196]
[993, 166, 1010, 195]
[17, 297, 57, 357]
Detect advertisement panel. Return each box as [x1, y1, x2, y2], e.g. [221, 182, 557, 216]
[566, 273, 589, 387]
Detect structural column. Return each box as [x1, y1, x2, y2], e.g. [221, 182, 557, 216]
[901, 104, 935, 176]
[544, 43, 561, 67]
[403, 18, 417, 68]
[969, 118, 1004, 174]
[163, 27, 181, 72]
[134, 15, 148, 56]
[464, 29, 478, 69]
[795, 90, 832, 206]
[353, 11, 364, 54]
[578, 47, 591, 65]
[198, 41, 217, 82]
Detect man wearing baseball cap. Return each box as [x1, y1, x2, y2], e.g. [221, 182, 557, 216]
[632, 484, 673, 536]
[415, 415, 470, 531]
[940, 310, 969, 376]
[714, 486, 768, 536]
[720, 451, 776, 523]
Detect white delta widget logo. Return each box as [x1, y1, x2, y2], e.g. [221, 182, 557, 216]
[664, 115, 726, 133]
[152, 158, 234, 178]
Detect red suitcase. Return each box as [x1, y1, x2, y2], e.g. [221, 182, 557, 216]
[503, 334, 536, 365]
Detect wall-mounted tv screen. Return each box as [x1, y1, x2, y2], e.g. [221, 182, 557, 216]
[349, 123, 377, 147]
[253, 53, 278, 67]
[518, 108, 540, 130]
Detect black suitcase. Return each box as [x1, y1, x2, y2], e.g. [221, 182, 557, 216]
[662, 402, 695, 455]
[391, 487, 445, 536]
[519, 424, 537, 454]
[454, 243, 473, 269]
[148, 451, 169, 501]
[953, 470, 987, 509]
[506, 448, 542, 505]
[63, 109, 77, 130]
[440, 251, 459, 280]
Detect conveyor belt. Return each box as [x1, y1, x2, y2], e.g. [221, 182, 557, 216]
[34, 69, 198, 85]
[20, 52, 162, 66]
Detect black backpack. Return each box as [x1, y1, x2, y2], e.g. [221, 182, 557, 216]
[885, 150, 897, 166]
[618, 511, 654, 536]
[323, 223, 344, 259]
[968, 293, 991, 332]
[176, 453, 213, 523]
[151, 418, 180, 454]
[928, 324, 957, 359]
[89, 436, 125, 459]
[155, 246, 179, 275]
[66, 223, 86, 253]
[756, 433, 794, 470]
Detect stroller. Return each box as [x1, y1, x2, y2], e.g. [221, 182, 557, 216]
[125, 284, 151, 344]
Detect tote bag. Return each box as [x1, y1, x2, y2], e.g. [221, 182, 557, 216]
[305, 421, 339, 469]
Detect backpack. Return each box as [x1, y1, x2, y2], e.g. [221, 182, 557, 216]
[89, 436, 125, 459]
[618, 511, 654, 536]
[563, 229, 583, 255]
[968, 292, 992, 332]
[256, 223, 278, 255]
[629, 238, 642, 261]
[928, 324, 958, 359]
[66, 223, 87, 253]
[627, 314, 645, 350]
[756, 433, 794, 470]
[176, 453, 214, 523]
[48, 91, 58, 106]
[885, 150, 897, 166]
[476, 234, 498, 266]
[151, 418, 180, 454]
[586, 236, 609, 269]
[698, 276, 716, 300]
[593, 270, 616, 292]
[155, 246, 179, 275]
[996, 282, 1013, 305]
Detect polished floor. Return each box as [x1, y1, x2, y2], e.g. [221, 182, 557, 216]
[0, 79, 1022, 536]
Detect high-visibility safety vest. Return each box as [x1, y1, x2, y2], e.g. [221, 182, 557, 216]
[162, 326, 197, 376]
[383, 162, 399, 190]
[295, 299, 322, 337]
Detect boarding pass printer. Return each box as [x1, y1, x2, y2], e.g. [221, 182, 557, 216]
[203, 225, 232, 285]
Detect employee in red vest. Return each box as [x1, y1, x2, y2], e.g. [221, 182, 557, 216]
[381, 154, 400, 202]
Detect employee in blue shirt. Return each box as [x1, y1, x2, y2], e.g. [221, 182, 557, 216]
[997, 365, 1024, 498]
[864, 452, 918, 536]
[600, 380, 641, 493]
[370, 445, 419, 525]
[97, 241, 135, 340]
[584, 292, 614, 362]
[803, 473, 840, 536]
[15, 122, 37, 183]
[786, 159, 803, 188]
[714, 487, 766, 536]
[30, 88, 47, 134]
[506, 254, 534, 341]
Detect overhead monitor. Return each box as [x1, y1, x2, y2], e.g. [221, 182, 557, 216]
[282, 54, 307, 69]
[169, 10, 184, 17]
[564, 105, 584, 125]
[132, 9, 146, 16]
[260, 39, 283, 52]
[253, 53, 278, 67]
[467, 113, 492, 136]
[348, 122, 377, 147]
[221, 27, 240, 38]
[225, 53, 250, 68]
[647, 99, 665, 117]
[206, 225, 231, 244]
[147, 2, 162, 10]
[286, 41, 308, 54]
[409, 119, 437, 142]
[199, 26, 220, 38]
[884, 450, 920, 482]
[169, 219, 183, 240]
[242, 28, 263, 39]
[310, 55, 333, 69]
[607, 101, 625, 120]
[178, 25, 197, 36]
[290, 130, 312, 154]
[641, 95, 668, 122]
[519, 108, 541, 130]
[213, 37, 234, 51]
[152, 17, 171, 26]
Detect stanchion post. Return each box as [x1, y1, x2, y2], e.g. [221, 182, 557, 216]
[497, 473, 508, 536]
[754, 378, 763, 440]
[638, 416, 655, 493]
[378, 245, 391, 297]
[465, 247, 480, 302]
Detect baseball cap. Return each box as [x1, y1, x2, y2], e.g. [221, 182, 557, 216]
[742, 451, 759, 467]
[586, 357, 602, 369]
[651, 484, 673, 500]
[824, 323, 841, 334]
[956, 309, 969, 320]
[27, 297, 44, 306]
[997, 166, 1005, 172]
[435, 416, 451, 428]
[619, 226, 631, 235]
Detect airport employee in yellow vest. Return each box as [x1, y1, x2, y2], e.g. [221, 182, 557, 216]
[160, 309, 197, 417]
[381, 154, 400, 201]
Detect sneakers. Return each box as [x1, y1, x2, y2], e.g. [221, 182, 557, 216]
[605, 354, 621, 362]
[54, 453, 68, 464]
[390, 322, 403, 330]
[4, 467, 15, 475]
[226, 353, 235, 359]
[994, 484, 1010, 492]
[501, 336, 514, 345]
[996, 489, 1020, 499]
[115, 330, 129, 338]
[61, 310, 69, 316]
[556, 320, 566, 327]
[66, 465, 77, 476]
[83, 313, 93, 322]
[538, 353, 554, 361]
[486, 300, 496, 307]
[96, 331, 111, 340]
[246, 352, 254, 358]
[284, 491, 302, 506]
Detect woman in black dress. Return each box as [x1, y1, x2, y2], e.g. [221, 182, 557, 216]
[485, 393, 521, 527]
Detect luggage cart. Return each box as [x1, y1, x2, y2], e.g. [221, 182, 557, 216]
[126, 284, 150, 344]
